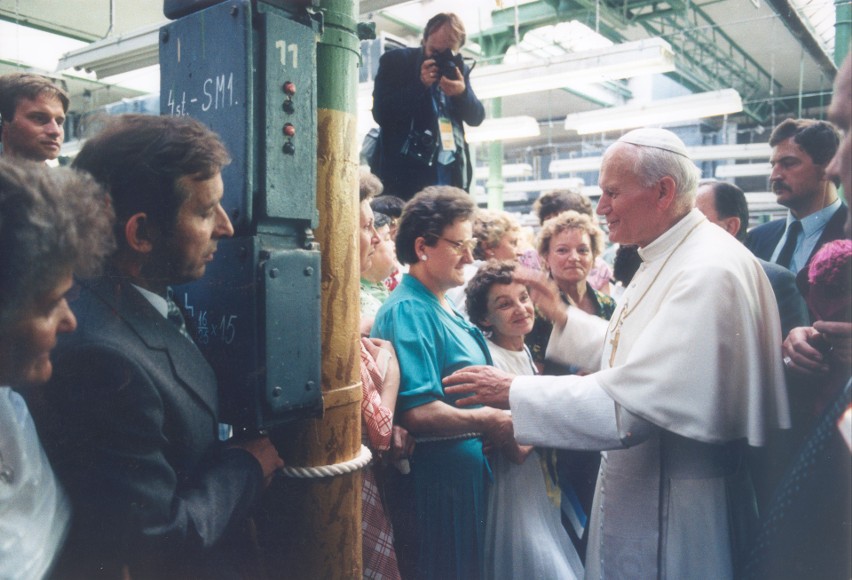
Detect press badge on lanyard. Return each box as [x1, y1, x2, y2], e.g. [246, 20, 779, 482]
[438, 117, 456, 152]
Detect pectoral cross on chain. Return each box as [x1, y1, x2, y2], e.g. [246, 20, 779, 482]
[608, 304, 627, 367]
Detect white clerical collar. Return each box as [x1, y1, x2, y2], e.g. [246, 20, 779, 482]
[638, 208, 706, 264]
[130, 284, 168, 319]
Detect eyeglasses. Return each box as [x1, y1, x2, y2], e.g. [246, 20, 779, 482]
[437, 236, 477, 255]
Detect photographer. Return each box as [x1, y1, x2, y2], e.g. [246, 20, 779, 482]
[372, 13, 485, 201]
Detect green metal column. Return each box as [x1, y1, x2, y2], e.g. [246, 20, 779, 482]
[836, 0, 851, 66]
[261, 1, 363, 578]
[486, 98, 505, 210]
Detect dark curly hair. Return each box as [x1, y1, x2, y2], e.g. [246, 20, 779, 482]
[533, 189, 593, 224]
[0, 160, 115, 329]
[395, 186, 476, 265]
[769, 118, 840, 166]
[465, 260, 517, 329]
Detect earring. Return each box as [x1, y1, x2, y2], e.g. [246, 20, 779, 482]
[420, 255, 428, 261]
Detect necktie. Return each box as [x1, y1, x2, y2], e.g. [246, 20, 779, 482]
[776, 220, 802, 270]
[165, 290, 192, 341]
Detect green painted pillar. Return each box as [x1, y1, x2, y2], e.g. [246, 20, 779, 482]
[836, 0, 851, 66]
[487, 97, 505, 210]
[261, 1, 363, 578]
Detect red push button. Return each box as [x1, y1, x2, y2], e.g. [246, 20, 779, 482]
[283, 82, 296, 96]
[283, 124, 295, 137]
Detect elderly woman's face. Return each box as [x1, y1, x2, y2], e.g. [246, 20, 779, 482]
[482, 281, 535, 341]
[0, 273, 76, 387]
[419, 218, 474, 291]
[488, 229, 521, 261]
[365, 224, 396, 282]
[359, 200, 380, 275]
[545, 228, 594, 289]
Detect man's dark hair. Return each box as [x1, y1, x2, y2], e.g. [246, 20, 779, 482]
[465, 260, 516, 329]
[422, 13, 466, 48]
[0, 73, 70, 137]
[395, 186, 475, 265]
[374, 211, 392, 229]
[769, 118, 840, 166]
[0, 160, 114, 329]
[534, 189, 593, 224]
[371, 195, 405, 219]
[73, 114, 230, 248]
[701, 179, 750, 242]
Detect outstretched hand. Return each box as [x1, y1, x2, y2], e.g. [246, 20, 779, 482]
[443, 365, 515, 409]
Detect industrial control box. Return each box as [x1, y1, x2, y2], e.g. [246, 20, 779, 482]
[160, 0, 323, 429]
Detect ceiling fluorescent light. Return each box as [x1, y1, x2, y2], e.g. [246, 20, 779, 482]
[465, 116, 540, 143]
[549, 156, 603, 174]
[471, 38, 675, 100]
[714, 163, 772, 178]
[689, 143, 771, 161]
[56, 23, 162, 79]
[474, 163, 533, 180]
[563, 89, 743, 135]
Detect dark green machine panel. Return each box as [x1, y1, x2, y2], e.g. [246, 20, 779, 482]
[261, 6, 318, 224]
[162, 0, 322, 429]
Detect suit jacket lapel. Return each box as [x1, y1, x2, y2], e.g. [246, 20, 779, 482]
[85, 277, 219, 418]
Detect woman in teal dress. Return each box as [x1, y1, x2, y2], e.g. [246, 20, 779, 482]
[372, 186, 513, 580]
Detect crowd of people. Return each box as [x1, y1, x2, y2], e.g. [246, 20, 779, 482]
[0, 16, 850, 580]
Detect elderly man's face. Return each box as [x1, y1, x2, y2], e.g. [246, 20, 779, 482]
[826, 56, 851, 200]
[597, 143, 664, 247]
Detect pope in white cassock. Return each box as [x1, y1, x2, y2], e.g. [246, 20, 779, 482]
[444, 128, 790, 580]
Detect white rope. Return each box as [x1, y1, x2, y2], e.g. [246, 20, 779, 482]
[279, 444, 373, 479]
[417, 432, 482, 443]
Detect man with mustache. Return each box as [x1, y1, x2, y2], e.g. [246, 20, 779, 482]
[29, 114, 284, 579]
[746, 118, 845, 277]
[0, 72, 68, 162]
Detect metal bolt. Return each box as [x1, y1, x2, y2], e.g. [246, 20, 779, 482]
[230, 5, 239, 16]
[270, 268, 279, 278]
[161, 29, 169, 42]
[305, 381, 315, 391]
[304, 267, 314, 276]
[272, 386, 282, 397]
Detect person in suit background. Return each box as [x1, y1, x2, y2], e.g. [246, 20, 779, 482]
[0, 72, 69, 162]
[28, 114, 284, 579]
[696, 180, 809, 338]
[372, 12, 485, 201]
[745, 118, 844, 276]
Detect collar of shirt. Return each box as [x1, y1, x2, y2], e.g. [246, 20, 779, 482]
[637, 208, 705, 264]
[131, 283, 168, 319]
[773, 198, 843, 271]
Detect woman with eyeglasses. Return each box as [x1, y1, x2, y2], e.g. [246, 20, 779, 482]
[371, 186, 515, 580]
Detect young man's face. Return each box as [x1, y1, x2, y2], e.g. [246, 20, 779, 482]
[155, 172, 234, 285]
[2, 94, 65, 161]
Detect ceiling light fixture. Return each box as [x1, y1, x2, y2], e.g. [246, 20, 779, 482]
[465, 116, 540, 143]
[470, 38, 676, 100]
[563, 89, 743, 135]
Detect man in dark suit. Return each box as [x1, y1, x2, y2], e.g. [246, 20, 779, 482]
[696, 180, 809, 338]
[745, 118, 844, 276]
[372, 12, 485, 201]
[29, 115, 284, 579]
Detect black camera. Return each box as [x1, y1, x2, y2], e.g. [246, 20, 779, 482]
[432, 48, 464, 80]
[400, 128, 438, 166]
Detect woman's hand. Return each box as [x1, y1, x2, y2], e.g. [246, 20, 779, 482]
[388, 425, 416, 462]
[514, 267, 568, 327]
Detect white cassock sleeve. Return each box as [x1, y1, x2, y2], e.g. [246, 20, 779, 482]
[543, 307, 609, 372]
[509, 373, 656, 451]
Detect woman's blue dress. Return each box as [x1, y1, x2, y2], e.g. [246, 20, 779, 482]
[372, 274, 492, 580]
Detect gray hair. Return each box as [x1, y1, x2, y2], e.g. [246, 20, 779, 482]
[632, 144, 700, 214]
[0, 160, 115, 329]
